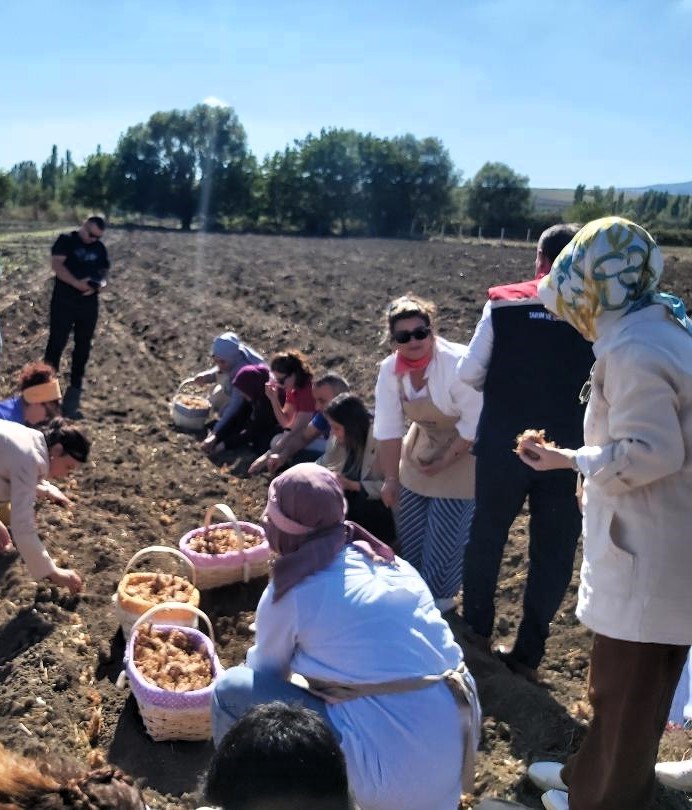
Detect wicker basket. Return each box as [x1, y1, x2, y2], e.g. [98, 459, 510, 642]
[171, 379, 211, 432]
[113, 546, 201, 641]
[126, 603, 222, 742]
[178, 503, 271, 590]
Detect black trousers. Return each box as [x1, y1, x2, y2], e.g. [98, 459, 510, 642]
[44, 283, 99, 389]
[462, 446, 582, 669]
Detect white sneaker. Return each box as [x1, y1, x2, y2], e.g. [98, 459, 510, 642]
[655, 759, 692, 791]
[541, 789, 569, 810]
[528, 761, 568, 792]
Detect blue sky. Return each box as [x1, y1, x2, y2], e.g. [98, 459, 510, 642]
[2, 0, 691, 189]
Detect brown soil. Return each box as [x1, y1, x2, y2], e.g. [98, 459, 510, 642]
[1, 229, 691, 809]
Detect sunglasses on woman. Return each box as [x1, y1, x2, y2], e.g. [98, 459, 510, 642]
[392, 326, 432, 344]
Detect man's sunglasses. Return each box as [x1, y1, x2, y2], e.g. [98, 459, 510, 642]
[392, 326, 432, 344]
[86, 229, 102, 240]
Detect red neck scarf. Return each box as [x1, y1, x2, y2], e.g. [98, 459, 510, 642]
[394, 349, 433, 376]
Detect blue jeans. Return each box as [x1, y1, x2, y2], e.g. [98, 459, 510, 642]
[211, 665, 341, 746]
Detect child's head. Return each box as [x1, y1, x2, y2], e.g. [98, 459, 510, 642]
[535, 223, 580, 277]
[206, 702, 352, 810]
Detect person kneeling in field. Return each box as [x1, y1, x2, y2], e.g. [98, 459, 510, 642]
[204, 701, 353, 810]
[0, 417, 90, 594]
[0, 360, 63, 427]
[211, 463, 481, 810]
[189, 331, 266, 456]
[0, 743, 146, 809]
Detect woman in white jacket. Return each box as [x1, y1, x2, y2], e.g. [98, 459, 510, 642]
[374, 295, 482, 613]
[518, 217, 692, 810]
[0, 418, 90, 594]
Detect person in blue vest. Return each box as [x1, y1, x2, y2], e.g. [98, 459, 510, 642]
[458, 224, 594, 682]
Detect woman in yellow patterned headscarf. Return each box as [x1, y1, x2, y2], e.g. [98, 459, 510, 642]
[539, 215, 692, 342]
[517, 217, 692, 810]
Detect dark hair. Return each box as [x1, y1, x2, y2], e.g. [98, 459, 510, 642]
[205, 702, 351, 810]
[0, 743, 145, 809]
[18, 361, 57, 392]
[538, 223, 580, 263]
[42, 418, 91, 463]
[270, 351, 313, 389]
[325, 394, 371, 454]
[314, 373, 350, 395]
[86, 216, 106, 231]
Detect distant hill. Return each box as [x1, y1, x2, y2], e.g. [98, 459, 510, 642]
[532, 181, 692, 213]
[621, 181, 692, 196]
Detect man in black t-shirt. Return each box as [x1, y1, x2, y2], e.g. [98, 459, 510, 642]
[44, 216, 110, 417]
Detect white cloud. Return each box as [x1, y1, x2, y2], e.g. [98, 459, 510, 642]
[202, 96, 229, 108]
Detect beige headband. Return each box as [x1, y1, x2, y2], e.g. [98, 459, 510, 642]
[23, 379, 62, 404]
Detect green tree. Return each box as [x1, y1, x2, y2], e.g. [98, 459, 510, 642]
[0, 171, 13, 210]
[465, 162, 531, 233]
[9, 161, 42, 207]
[111, 104, 252, 229]
[71, 148, 116, 215]
[41, 145, 61, 198]
[574, 184, 586, 204]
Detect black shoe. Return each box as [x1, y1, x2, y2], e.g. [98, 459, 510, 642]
[495, 647, 540, 684]
[62, 386, 83, 419]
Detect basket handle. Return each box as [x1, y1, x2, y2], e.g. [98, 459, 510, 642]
[203, 503, 242, 536]
[176, 377, 201, 394]
[130, 601, 215, 646]
[123, 545, 197, 587]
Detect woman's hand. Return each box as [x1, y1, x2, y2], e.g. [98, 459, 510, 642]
[336, 473, 361, 493]
[264, 380, 281, 401]
[201, 433, 220, 456]
[248, 452, 269, 475]
[36, 481, 73, 508]
[517, 438, 576, 472]
[48, 567, 83, 594]
[381, 478, 399, 508]
[0, 521, 12, 552]
[415, 457, 450, 477]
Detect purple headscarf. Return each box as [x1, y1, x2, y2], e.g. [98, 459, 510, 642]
[233, 364, 269, 402]
[262, 463, 396, 602]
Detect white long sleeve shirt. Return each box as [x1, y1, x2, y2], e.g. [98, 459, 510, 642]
[374, 336, 483, 442]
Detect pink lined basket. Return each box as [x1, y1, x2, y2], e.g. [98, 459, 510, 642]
[178, 503, 271, 590]
[126, 603, 222, 741]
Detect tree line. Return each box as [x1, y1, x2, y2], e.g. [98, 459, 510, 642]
[1, 103, 690, 242]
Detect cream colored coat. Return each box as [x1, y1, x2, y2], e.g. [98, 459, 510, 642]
[576, 306, 692, 644]
[0, 421, 56, 580]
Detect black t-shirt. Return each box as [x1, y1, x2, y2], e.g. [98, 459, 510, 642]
[51, 231, 110, 283]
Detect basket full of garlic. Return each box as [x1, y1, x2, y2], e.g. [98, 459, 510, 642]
[178, 503, 271, 590]
[125, 603, 222, 741]
[113, 546, 201, 640]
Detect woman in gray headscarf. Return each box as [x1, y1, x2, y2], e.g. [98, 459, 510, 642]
[188, 331, 265, 455]
[518, 217, 692, 810]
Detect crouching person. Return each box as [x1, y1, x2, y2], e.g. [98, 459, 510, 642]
[0, 417, 90, 594]
[211, 463, 481, 810]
